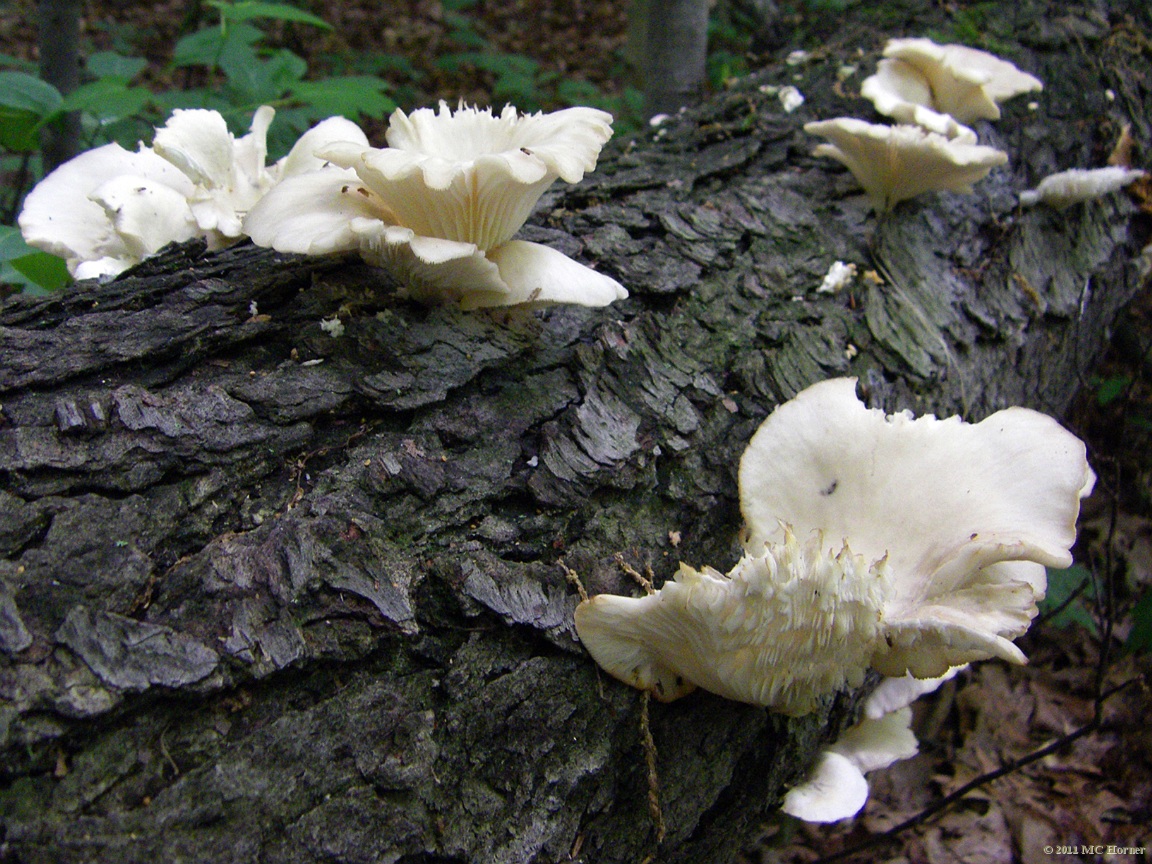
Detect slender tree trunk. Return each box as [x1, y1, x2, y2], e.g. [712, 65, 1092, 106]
[631, 0, 711, 117]
[38, 0, 82, 171]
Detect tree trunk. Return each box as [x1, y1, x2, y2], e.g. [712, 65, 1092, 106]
[1, 2, 1148, 862]
[630, 0, 711, 117]
[38, 0, 82, 172]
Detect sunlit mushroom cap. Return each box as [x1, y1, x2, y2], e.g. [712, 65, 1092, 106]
[574, 530, 889, 716]
[1019, 166, 1146, 210]
[18, 142, 197, 277]
[738, 377, 1095, 678]
[882, 38, 1043, 124]
[804, 118, 1007, 212]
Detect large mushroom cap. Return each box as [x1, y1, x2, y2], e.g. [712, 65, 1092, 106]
[738, 377, 1094, 678]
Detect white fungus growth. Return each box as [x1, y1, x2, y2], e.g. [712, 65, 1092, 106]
[574, 529, 890, 716]
[245, 101, 627, 310]
[739, 377, 1095, 679]
[19, 108, 366, 279]
[1019, 166, 1146, 210]
[778, 86, 805, 113]
[817, 260, 857, 294]
[320, 316, 345, 338]
[804, 118, 1008, 212]
[878, 38, 1043, 124]
[575, 378, 1093, 713]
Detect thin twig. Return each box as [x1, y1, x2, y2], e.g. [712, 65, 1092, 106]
[639, 692, 667, 845]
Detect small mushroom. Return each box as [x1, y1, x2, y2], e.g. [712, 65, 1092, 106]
[881, 38, 1043, 124]
[804, 117, 1007, 211]
[738, 377, 1095, 678]
[781, 703, 919, 822]
[245, 101, 627, 309]
[1019, 166, 1146, 210]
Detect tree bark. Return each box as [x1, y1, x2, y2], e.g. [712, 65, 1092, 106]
[1, 2, 1149, 862]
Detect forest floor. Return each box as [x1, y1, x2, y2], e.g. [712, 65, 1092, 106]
[1, 0, 1150, 861]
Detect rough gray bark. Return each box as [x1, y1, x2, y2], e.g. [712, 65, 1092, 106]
[1, 2, 1149, 862]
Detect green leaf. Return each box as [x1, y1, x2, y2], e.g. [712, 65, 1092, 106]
[0, 73, 62, 151]
[0, 70, 63, 115]
[63, 79, 152, 121]
[1124, 589, 1152, 654]
[0, 52, 37, 73]
[209, 1, 332, 29]
[0, 227, 70, 291]
[1094, 374, 1131, 407]
[172, 23, 263, 68]
[87, 51, 148, 81]
[289, 76, 395, 120]
[223, 48, 306, 102]
[1040, 564, 1098, 636]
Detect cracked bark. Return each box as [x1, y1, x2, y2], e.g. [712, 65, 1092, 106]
[1, 3, 1149, 861]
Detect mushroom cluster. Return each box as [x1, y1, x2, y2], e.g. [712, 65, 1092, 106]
[19, 107, 361, 279]
[244, 101, 627, 309]
[804, 37, 1045, 211]
[573, 377, 1093, 712]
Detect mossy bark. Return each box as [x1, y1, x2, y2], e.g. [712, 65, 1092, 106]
[1, 2, 1149, 861]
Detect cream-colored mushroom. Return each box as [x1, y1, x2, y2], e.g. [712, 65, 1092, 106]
[860, 58, 979, 140]
[245, 101, 627, 309]
[882, 38, 1043, 124]
[739, 377, 1095, 678]
[1019, 166, 1146, 210]
[804, 117, 1007, 211]
[573, 529, 890, 716]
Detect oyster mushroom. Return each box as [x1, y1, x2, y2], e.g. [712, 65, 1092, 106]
[573, 529, 890, 715]
[804, 118, 1007, 212]
[881, 38, 1042, 124]
[245, 101, 627, 309]
[1019, 166, 1147, 210]
[738, 377, 1095, 678]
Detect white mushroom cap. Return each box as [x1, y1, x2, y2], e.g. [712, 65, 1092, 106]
[882, 38, 1043, 124]
[574, 529, 890, 716]
[18, 142, 196, 277]
[782, 706, 919, 822]
[804, 118, 1007, 212]
[781, 751, 869, 822]
[320, 102, 613, 251]
[153, 106, 280, 240]
[245, 101, 626, 309]
[860, 58, 978, 140]
[1019, 166, 1147, 210]
[738, 377, 1094, 678]
[863, 665, 965, 720]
